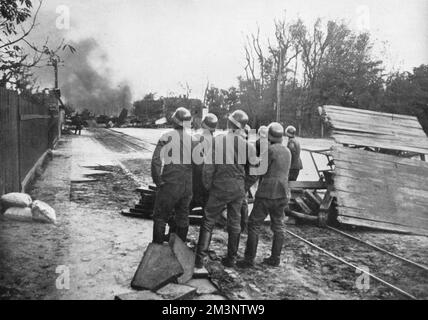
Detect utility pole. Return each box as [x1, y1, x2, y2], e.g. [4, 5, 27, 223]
[276, 48, 283, 123]
[52, 58, 59, 89]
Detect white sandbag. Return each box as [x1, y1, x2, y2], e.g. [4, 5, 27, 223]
[31, 200, 56, 224]
[1, 193, 32, 211]
[3, 207, 33, 221]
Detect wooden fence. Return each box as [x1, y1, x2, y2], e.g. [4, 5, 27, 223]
[0, 87, 59, 196]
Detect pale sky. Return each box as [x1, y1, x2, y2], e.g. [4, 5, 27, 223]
[36, 0, 428, 99]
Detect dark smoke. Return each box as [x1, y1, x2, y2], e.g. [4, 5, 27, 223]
[27, 7, 132, 116]
[58, 38, 132, 116]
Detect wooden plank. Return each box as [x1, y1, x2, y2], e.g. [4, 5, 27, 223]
[325, 111, 423, 130]
[332, 133, 428, 155]
[333, 146, 428, 169]
[289, 181, 327, 190]
[334, 176, 428, 204]
[329, 120, 426, 138]
[323, 105, 419, 121]
[322, 105, 428, 154]
[332, 131, 428, 148]
[295, 197, 313, 214]
[337, 216, 428, 236]
[334, 163, 428, 191]
[335, 196, 428, 227]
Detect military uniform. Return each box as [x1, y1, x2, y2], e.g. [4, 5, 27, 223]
[191, 129, 215, 208]
[151, 109, 194, 243]
[196, 130, 258, 267]
[287, 137, 302, 181]
[239, 122, 291, 268]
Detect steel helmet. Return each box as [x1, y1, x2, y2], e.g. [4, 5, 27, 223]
[285, 125, 297, 138]
[201, 113, 218, 132]
[258, 125, 268, 139]
[268, 122, 284, 143]
[228, 110, 249, 130]
[171, 107, 192, 127]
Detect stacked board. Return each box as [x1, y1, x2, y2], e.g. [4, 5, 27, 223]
[320, 105, 428, 155]
[332, 145, 428, 236]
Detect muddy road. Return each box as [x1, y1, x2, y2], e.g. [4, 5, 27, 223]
[1, 127, 427, 300]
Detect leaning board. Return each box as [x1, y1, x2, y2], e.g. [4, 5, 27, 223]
[320, 105, 428, 155]
[332, 146, 428, 236]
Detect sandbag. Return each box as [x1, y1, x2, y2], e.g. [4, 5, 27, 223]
[31, 200, 56, 224]
[3, 207, 33, 221]
[1, 193, 32, 212]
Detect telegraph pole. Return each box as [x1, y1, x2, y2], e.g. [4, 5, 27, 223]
[276, 48, 282, 123]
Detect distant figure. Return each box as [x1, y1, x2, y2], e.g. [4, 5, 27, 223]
[74, 115, 83, 135]
[285, 126, 302, 181]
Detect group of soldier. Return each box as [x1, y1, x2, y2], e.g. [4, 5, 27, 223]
[150, 106, 302, 270]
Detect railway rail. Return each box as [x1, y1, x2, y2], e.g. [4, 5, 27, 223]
[285, 226, 427, 300]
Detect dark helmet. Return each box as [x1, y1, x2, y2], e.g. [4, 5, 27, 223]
[171, 107, 191, 127]
[201, 113, 218, 132]
[268, 122, 284, 143]
[285, 125, 297, 138]
[228, 110, 249, 130]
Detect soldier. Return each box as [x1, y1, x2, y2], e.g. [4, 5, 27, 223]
[74, 114, 83, 135]
[195, 110, 258, 268]
[237, 122, 291, 268]
[191, 113, 218, 210]
[256, 126, 268, 157]
[240, 124, 252, 234]
[151, 107, 193, 243]
[285, 125, 303, 181]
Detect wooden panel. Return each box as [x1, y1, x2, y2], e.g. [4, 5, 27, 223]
[0, 88, 20, 194]
[323, 105, 419, 121]
[321, 105, 428, 154]
[332, 146, 428, 235]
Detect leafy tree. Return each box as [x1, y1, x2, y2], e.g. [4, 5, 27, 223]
[0, 0, 75, 90]
[382, 65, 428, 133]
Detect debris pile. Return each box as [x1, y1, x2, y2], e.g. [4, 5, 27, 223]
[121, 184, 204, 224]
[115, 234, 226, 300]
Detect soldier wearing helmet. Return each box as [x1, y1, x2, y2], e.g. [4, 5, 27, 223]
[191, 113, 218, 209]
[151, 107, 194, 244]
[195, 109, 258, 268]
[285, 125, 303, 181]
[237, 122, 291, 268]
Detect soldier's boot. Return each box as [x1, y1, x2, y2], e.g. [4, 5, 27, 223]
[176, 226, 189, 243]
[152, 221, 166, 244]
[222, 233, 241, 268]
[195, 229, 212, 269]
[263, 234, 284, 267]
[237, 232, 258, 269]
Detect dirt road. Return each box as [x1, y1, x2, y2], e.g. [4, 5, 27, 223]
[1, 127, 427, 300]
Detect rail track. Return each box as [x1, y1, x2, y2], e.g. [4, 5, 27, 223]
[285, 225, 428, 300]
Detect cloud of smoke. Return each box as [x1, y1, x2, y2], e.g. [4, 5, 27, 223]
[58, 38, 132, 116]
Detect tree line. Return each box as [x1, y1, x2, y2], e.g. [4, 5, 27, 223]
[203, 18, 428, 136]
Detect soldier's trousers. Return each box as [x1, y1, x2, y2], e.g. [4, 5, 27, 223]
[288, 169, 300, 182]
[201, 193, 244, 235]
[152, 181, 192, 228]
[248, 198, 287, 237]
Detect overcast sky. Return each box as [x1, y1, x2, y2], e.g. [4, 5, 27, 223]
[37, 0, 428, 99]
